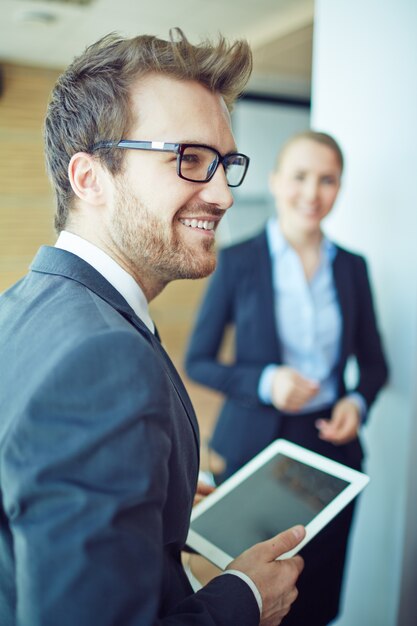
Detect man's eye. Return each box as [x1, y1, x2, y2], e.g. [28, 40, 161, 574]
[182, 153, 200, 164]
[181, 153, 203, 170]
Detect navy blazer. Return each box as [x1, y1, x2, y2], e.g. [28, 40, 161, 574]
[185, 229, 388, 468]
[0, 247, 259, 626]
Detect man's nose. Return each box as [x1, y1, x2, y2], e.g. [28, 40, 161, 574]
[199, 165, 234, 211]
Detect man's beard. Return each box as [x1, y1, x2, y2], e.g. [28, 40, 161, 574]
[110, 180, 219, 284]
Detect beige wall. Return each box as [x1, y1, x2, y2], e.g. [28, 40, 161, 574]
[0, 63, 223, 461]
[0, 64, 57, 290]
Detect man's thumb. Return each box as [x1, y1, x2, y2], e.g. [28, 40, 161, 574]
[264, 525, 306, 561]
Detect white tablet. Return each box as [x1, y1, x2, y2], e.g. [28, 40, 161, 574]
[187, 439, 369, 568]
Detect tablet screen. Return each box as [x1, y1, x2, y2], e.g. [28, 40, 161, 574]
[190, 452, 349, 558]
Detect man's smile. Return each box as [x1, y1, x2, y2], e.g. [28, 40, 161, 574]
[179, 218, 216, 231]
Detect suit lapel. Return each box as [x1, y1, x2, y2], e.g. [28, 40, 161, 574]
[332, 248, 350, 364]
[122, 310, 200, 449]
[31, 246, 134, 316]
[30, 246, 200, 450]
[252, 231, 283, 361]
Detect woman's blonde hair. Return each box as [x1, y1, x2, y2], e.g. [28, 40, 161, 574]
[275, 130, 344, 172]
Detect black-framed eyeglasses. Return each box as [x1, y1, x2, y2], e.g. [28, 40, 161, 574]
[91, 140, 250, 187]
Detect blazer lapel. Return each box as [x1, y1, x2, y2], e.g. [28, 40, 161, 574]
[332, 248, 350, 364]
[30, 246, 200, 450]
[122, 310, 200, 449]
[252, 231, 283, 361]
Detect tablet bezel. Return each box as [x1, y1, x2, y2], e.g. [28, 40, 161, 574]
[187, 439, 369, 569]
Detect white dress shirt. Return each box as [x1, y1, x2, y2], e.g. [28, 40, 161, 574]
[55, 230, 154, 333]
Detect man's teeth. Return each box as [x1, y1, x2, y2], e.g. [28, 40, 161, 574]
[180, 218, 215, 230]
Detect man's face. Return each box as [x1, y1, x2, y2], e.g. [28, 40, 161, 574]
[103, 74, 236, 294]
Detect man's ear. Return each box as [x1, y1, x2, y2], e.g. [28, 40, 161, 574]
[68, 152, 106, 206]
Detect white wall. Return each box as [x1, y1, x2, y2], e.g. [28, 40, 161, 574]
[312, 2, 417, 625]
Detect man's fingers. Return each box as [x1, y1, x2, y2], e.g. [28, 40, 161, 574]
[291, 554, 305, 576]
[261, 525, 306, 561]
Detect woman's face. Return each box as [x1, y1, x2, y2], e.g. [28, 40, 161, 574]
[269, 138, 342, 236]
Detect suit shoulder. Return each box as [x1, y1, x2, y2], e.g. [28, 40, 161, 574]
[334, 244, 367, 269]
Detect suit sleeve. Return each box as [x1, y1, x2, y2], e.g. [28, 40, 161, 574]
[3, 330, 259, 626]
[185, 250, 265, 405]
[352, 256, 389, 410]
[164, 574, 259, 625]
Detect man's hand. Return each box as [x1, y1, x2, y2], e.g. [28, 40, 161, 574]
[227, 525, 306, 626]
[315, 397, 360, 445]
[271, 367, 319, 412]
[193, 480, 215, 507]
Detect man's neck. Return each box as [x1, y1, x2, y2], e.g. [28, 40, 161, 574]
[64, 225, 165, 302]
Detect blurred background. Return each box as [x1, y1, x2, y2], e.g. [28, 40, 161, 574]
[0, 1, 416, 624]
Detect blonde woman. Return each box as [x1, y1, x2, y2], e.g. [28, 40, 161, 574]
[186, 131, 388, 626]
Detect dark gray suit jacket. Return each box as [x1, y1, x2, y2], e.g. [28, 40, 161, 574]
[185, 229, 388, 469]
[0, 246, 259, 626]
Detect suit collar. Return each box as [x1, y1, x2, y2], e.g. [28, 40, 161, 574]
[55, 231, 154, 332]
[31, 245, 143, 323]
[30, 246, 201, 451]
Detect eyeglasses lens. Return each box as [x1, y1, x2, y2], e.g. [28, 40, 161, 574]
[180, 146, 247, 186]
[179, 146, 217, 183]
[223, 154, 247, 187]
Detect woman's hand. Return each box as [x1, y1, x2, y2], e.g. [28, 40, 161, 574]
[271, 366, 319, 412]
[193, 481, 215, 507]
[315, 397, 360, 445]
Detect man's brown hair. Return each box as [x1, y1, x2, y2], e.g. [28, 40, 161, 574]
[44, 28, 253, 231]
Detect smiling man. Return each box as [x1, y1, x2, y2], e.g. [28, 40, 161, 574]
[82, 75, 237, 298]
[0, 29, 305, 626]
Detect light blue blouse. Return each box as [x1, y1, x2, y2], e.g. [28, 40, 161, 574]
[259, 218, 365, 417]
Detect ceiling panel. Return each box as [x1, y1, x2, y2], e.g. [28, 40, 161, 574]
[0, 0, 314, 96]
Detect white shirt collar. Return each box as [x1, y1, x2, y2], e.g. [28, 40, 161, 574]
[266, 216, 336, 261]
[266, 217, 289, 257]
[55, 230, 155, 333]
